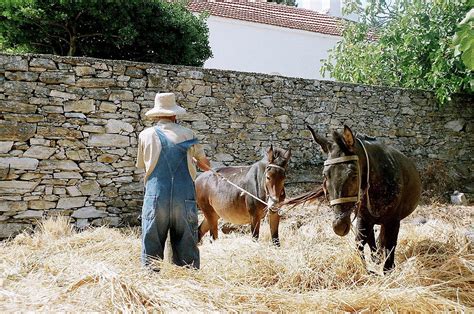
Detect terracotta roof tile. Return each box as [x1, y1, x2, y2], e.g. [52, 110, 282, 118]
[187, 0, 345, 37]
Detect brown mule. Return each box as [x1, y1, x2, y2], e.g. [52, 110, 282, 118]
[307, 124, 421, 273]
[195, 146, 291, 246]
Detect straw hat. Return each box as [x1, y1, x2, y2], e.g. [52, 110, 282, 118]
[145, 93, 187, 118]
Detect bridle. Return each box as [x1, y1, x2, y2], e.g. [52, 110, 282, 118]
[264, 163, 287, 214]
[323, 138, 371, 213]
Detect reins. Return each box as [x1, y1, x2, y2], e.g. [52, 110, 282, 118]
[206, 163, 286, 214]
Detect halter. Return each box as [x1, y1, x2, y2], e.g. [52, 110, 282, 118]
[264, 163, 287, 214]
[266, 163, 286, 172]
[323, 139, 371, 211]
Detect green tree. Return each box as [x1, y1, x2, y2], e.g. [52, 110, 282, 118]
[0, 0, 212, 66]
[321, 0, 473, 104]
[454, 8, 474, 72]
[268, 0, 297, 6]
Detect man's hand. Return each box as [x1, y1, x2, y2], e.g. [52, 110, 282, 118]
[193, 157, 211, 172]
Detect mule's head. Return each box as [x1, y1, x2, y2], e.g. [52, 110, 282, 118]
[307, 125, 359, 237]
[265, 145, 291, 208]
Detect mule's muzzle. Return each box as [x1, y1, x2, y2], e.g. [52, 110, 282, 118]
[332, 209, 351, 236]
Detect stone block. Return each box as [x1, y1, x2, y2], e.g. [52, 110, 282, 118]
[88, 134, 130, 147]
[108, 90, 134, 101]
[0, 100, 37, 113]
[80, 125, 105, 133]
[0, 201, 27, 212]
[0, 142, 13, 154]
[0, 181, 39, 194]
[75, 66, 96, 76]
[23, 146, 56, 159]
[105, 119, 134, 133]
[0, 223, 30, 238]
[14, 210, 44, 219]
[56, 197, 87, 209]
[78, 180, 100, 195]
[79, 162, 114, 173]
[99, 102, 117, 112]
[444, 119, 465, 132]
[66, 186, 82, 197]
[5, 71, 39, 81]
[119, 182, 143, 194]
[71, 206, 107, 219]
[30, 58, 57, 69]
[28, 200, 57, 210]
[3, 56, 28, 70]
[76, 78, 115, 88]
[37, 126, 83, 139]
[64, 99, 95, 113]
[125, 67, 144, 78]
[98, 154, 119, 163]
[39, 71, 75, 84]
[50, 90, 78, 100]
[0, 157, 39, 170]
[39, 160, 80, 171]
[53, 172, 83, 179]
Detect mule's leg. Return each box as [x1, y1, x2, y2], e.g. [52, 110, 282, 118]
[269, 211, 280, 246]
[198, 205, 220, 242]
[381, 220, 400, 273]
[250, 214, 261, 241]
[355, 218, 375, 260]
[198, 218, 210, 243]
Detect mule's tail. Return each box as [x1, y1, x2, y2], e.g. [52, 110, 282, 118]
[281, 186, 325, 207]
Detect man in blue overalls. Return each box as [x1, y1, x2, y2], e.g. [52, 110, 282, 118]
[136, 92, 211, 269]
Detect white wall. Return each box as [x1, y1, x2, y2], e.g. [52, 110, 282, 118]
[203, 16, 341, 80]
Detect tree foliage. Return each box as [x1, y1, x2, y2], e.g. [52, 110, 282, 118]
[453, 8, 474, 71]
[0, 0, 212, 66]
[321, 0, 473, 104]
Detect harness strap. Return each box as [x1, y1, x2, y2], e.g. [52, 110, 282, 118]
[266, 164, 286, 171]
[324, 139, 372, 213]
[330, 196, 359, 206]
[357, 138, 371, 211]
[324, 155, 359, 166]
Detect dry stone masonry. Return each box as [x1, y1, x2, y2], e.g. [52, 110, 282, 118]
[0, 53, 472, 238]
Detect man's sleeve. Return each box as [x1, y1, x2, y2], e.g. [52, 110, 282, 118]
[136, 135, 145, 169]
[192, 143, 206, 160]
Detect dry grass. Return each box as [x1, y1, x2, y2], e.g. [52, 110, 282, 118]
[0, 203, 473, 312]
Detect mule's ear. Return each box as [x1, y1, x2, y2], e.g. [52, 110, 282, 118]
[342, 125, 355, 151]
[267, 145, 274, 163]
[283, 148, 291, 160]
[307, 124, 330, 154]
[282, 149, 291, 168]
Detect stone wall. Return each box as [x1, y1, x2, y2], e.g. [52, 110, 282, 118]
[1, 53, 472, 238]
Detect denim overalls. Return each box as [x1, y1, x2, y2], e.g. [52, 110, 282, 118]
[141, 127, 200, 269]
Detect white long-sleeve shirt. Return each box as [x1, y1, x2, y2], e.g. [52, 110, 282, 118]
[136, 119, 206, 182]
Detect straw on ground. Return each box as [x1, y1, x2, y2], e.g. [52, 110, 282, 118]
[0, 203, 472, 311]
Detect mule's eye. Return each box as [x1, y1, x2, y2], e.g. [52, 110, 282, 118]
[266, 175, 271, 180]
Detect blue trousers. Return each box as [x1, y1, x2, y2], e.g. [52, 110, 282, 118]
[141, 128, 200, 269]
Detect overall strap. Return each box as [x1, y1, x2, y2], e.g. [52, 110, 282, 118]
[154, 127, 171, 149]
[177, 138, 199, 149]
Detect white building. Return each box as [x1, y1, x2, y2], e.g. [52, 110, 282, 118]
[188, 0, 349, 80]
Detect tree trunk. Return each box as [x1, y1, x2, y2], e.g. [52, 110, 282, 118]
[68, 36, 76, 56]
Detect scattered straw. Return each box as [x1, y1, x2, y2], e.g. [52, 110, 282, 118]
[0, 204, 472, 311]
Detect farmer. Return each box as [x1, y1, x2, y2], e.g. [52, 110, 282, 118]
[136, 92, 211, 270]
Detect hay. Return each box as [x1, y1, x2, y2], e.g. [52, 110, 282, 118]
[0, 204, 472, 311]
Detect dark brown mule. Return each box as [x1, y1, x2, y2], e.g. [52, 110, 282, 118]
[195, 146, 291, 246]
[307, 125, 421, 273]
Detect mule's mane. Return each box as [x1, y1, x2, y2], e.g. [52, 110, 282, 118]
[356, 133, 377, 142]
